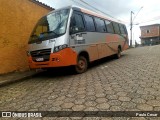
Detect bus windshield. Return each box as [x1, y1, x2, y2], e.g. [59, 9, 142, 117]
[29, 9, 70, 43]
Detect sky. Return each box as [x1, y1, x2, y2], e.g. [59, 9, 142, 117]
[38, 0, 160, 45]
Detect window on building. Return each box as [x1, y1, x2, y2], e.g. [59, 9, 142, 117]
[94, 17, 107, 32]
[146, 30, 150, 33]
[84, 14, 96, 32]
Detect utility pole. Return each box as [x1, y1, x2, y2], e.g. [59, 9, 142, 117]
[130, 7, 143, 47]
[130, 11, 134, 47]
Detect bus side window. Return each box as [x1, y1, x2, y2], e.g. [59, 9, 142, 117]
[84, 14, 96, 32]
[105, 20, 114, 33]
[119, 24, 126, 34]
[113, 22, 121, 34]
[94, 17, 107, 32]
[70, 13, 85, 34]
[123, 25, 128, 35]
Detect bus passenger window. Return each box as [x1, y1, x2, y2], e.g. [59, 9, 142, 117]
[123, 25, 128, 35]
[123, 25, 128, 34]
[105, 20, 114, 33]
[119, 24, 126, 34]
[113, 22, 121, 34]
[95, 17, 106, 32]
[84, 14, 96, 32]
[70, 13, 85, 33]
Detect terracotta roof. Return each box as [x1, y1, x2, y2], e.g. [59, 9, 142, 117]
[29, 0, 54, 11]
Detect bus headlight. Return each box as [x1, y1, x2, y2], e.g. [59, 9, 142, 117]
[54, 44, 68, 52]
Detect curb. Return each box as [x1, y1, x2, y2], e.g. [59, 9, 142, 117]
[0, 72, 40, 87]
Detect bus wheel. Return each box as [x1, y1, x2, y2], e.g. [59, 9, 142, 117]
[75, 56, 88, 74]
[116, 47, 121, 59]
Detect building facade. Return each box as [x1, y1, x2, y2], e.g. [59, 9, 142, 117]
[0, 0, 54, 74]
[140, 24, 160, 46]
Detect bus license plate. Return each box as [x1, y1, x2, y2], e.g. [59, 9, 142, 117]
[36, 58, 44, 62]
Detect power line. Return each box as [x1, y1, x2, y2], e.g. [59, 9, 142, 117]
[71, 0, 108, 15]
[89, 1, 115, 17]
[126, 13, 160, 26]
[133, 7, 143, 22]
[71, 0, 120, 21]
[80, 0, 130, 23]
[91, 0, 108, 9]
[70, 0, 95, 11]
[138, 16, 160, 24]
[90, 0, 114, 15]
[70, 0, 128, 24]
[84, 0, 129, 24]
[79, 0, 116, 19]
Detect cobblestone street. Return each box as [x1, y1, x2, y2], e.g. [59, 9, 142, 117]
[0, 45, 160, 120]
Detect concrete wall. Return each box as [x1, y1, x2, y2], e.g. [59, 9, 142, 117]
[0, 0, 52, 74]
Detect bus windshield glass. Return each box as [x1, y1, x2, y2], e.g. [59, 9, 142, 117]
[29, 9, 70, 43]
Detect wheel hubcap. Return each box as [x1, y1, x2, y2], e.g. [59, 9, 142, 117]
[78, 60, 85, 69]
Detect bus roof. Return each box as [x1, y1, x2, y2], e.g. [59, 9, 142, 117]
[48, 5, 125, 24]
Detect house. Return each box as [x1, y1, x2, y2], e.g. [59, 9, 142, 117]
[0, 0, 54, 74]
[140, 24, 160, 46]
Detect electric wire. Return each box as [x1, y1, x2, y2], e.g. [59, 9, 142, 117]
[70, 0, 95, 11]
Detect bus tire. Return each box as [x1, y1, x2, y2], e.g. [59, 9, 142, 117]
[115, 47, 121, 59]
[75, 56, 88, 74]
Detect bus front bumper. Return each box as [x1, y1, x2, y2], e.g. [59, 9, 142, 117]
[28, 48, 77, 69]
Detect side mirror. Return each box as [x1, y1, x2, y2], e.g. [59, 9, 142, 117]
[70, 26, 79, 35]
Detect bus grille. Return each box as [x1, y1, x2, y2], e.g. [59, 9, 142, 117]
[30, 49, 51, 62]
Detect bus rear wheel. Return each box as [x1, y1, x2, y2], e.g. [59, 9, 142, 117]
[75, 56, 88, 74]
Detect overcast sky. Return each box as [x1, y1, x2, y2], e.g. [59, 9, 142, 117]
[38, 0, 160, 44]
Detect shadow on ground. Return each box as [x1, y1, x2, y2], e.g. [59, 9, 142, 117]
[34, 54, 126, 79]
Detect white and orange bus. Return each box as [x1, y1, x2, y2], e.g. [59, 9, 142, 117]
[27, 6, 129, 73]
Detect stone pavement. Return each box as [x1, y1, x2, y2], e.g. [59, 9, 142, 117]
[0, 70, 40, 87]
[0, 45, 160, 120]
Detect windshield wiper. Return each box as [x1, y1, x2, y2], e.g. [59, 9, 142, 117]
[40, 31, 59, 36]
[31, 34, 38, 38]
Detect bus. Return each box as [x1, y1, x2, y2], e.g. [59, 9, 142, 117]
[27, 6, 129, 73]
